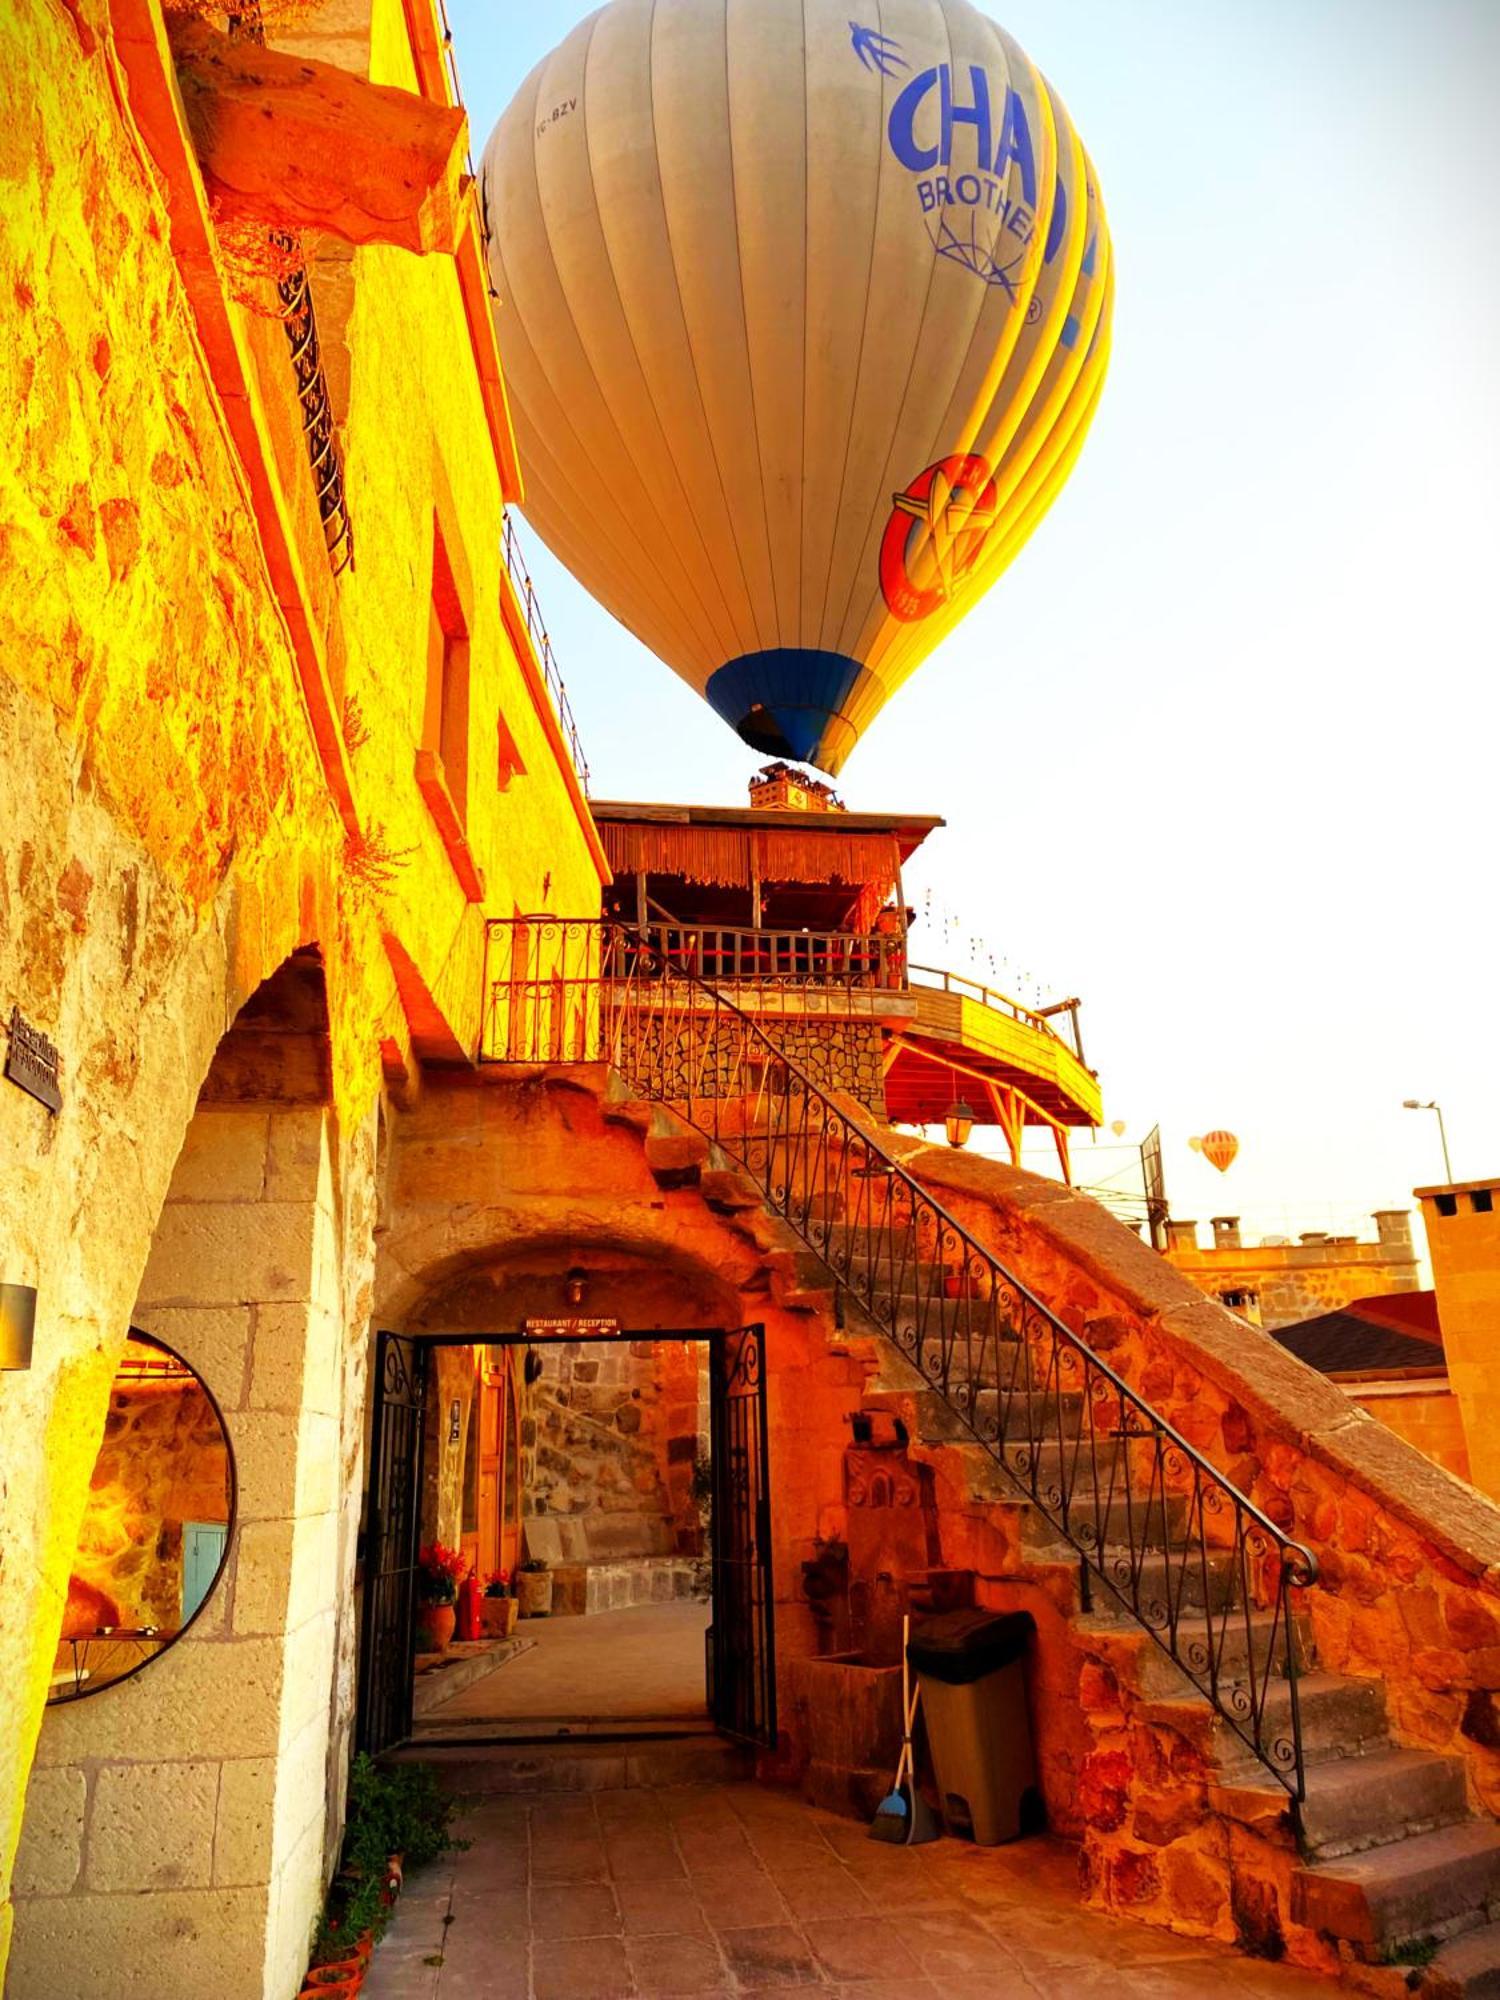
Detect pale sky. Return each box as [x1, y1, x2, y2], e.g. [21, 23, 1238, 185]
[448, 0, 1500, 1250]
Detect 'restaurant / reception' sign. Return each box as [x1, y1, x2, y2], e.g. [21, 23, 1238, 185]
[525, 1317, 622, 1339]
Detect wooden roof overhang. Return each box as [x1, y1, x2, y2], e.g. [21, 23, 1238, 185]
[882, 985, 1102, 1132]
[592, 801, 942, 889]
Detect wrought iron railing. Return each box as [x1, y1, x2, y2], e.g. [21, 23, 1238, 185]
[502, 515, 590, 793]
[909, 964, 1085, 1062]
[480, 917, 1317, 1812]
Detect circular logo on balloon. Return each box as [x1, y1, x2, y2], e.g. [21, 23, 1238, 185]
[880, 455, 1000, 623]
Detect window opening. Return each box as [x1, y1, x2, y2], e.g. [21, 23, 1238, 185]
[424, 524, 470, 828]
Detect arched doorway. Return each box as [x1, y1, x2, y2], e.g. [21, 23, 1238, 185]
[356, 1320, 773, 1758]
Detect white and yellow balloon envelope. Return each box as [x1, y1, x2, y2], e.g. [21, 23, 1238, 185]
[481, 0, 1112, 775]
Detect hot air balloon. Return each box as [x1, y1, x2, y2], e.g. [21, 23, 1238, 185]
[1201, 1131, 1239, 1174]
[480, 0, 1112, 774]
[1188, 1136, 1204, 1155]
[1110, 1120, 1127, 1138]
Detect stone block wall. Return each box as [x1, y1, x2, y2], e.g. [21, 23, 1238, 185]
[630, 1012, 888, 1121]
[9, 1102, 364, 2000]
[521, 1337, 707, 1580]
[1167, 1233, 1421, 1332]
[1353, 1381, 1470, 1483]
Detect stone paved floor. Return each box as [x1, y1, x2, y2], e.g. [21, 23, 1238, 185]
[417, 1603, 712, 1734]
[362, 1780, 1338, 1999]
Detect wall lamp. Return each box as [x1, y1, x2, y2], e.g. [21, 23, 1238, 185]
[1402, 1099, 1454, 1183]
[563, 1266, 590, 1308]
[0, 1283, 37, 1371]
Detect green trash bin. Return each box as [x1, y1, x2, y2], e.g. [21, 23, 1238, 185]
[908, 1609, 1040, 1845]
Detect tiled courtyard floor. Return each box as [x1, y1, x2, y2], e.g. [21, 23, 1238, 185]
[361, 1779, 1338, 1999]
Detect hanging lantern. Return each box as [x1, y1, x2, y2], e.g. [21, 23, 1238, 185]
[945, 1098, 975, 1150]
[1201, 1130, 1240, 1174]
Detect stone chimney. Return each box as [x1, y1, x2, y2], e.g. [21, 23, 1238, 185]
[1210, 1216, 1241, 1251]
[1165, 1219, 1199, 1254]
[1417, 1178, 1500, 1500]
[1374, 1209, 1414, 1254]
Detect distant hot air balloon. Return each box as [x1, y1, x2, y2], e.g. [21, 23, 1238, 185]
[1201, 1131, 1239, 1174]
[481, 0, 1112, 774]
[1110, 1120, 1127, 1138]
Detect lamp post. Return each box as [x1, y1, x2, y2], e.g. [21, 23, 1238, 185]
[1402, 1100, 1454, 1183]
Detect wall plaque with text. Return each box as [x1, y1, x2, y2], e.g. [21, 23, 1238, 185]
[5, 1008, 61, 1114]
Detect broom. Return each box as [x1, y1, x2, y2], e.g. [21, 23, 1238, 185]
[869, 1614, 938, 1844]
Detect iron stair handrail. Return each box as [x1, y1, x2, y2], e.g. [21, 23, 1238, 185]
[590, 922, 1318, 1813]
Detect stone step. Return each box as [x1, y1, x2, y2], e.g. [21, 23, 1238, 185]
[411, 1637, 533, 1720]
[1087, 1608, 1306, 1697]
[1220, 1672, 1389, 1771]
[1432, 1918, 1500, 1997]
[907, 1384, 1088, 1448]
[1297, 1748, 1471, 1861]
[1292, 1819, 1500, 1954]
[849, 1312, 1028, 1388]
[642, 1111, 710, 1185]
[401, 1731, 754, 1796]
[1082, 1543, 1242, 1617]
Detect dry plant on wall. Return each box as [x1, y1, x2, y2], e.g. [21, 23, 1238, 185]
[341, 694, 373, 757]
[208, 203, 315, 319]
[344, 822, 415, 894]
[162, 0, 334, 28]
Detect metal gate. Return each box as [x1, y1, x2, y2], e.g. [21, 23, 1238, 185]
[708, 1325, 776, 1748]
[356, 1332, 429, 1755]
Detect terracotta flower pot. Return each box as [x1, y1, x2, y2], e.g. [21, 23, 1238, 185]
[517, 1570, 552, 1618]
[302, 1960, 364, 1996]
[481, 1596, 518, 1639]
[416, 1601, 456, 1654]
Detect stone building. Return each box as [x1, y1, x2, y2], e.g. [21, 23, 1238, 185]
[1165, 1211, 1421, 1329]
[0, 0, 605, 1988]
[1272, 1292, 1469, 1481]
[10, 2, 1500, 1997]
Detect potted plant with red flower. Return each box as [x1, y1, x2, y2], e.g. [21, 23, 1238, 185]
[415, 1542, 466, 1654]
[481, 1570, 517, 1640]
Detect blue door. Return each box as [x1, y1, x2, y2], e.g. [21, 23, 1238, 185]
[181, 1522, 228, 1625]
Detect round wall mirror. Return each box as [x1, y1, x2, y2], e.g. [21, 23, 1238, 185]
[48, 1329, 236, 1703]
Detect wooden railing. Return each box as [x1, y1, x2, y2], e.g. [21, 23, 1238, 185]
[909, 964, 1085, 1062]
[617, 923, 906, 990]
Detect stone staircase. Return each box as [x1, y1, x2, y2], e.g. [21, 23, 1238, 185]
[866, 1317, 1500, 1990]
[591, 1073, 1500, 1992]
